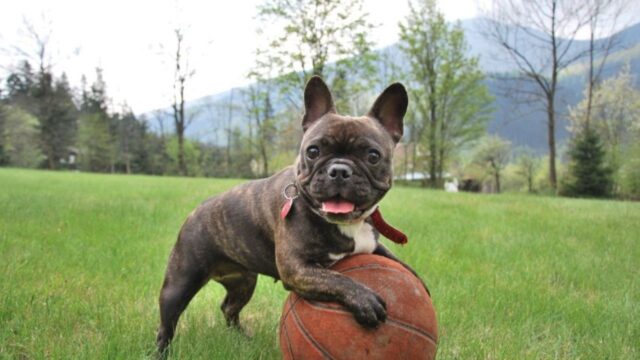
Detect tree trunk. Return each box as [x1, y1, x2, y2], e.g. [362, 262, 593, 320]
[260, 144, 269, 177]
[177, 82, 187, 176]
[437, 139, 445, 185]
[428, 77, 438, 188]
[548, 99, 557, 190]
[585, 25, 595, 131]
[177, 132, 186, 176]
[173, 29, 189, 177]
[548, 1, 558, 190]
[47, 149, 54, 169]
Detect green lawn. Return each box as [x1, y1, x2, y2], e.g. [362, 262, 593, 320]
[1, 168, 638, 359]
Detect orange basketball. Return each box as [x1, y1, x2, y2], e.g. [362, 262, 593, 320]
[279, 254, 438, 360]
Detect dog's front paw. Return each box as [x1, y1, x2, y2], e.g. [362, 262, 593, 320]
[345, 287, 387, 328]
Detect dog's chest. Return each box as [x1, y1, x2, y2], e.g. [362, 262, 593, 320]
[329, 222, 377, 261]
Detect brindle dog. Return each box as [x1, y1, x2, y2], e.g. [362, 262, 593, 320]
[156, 76, 421, 353]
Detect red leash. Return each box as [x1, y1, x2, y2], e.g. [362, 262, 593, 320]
[370, 208, 408, 245]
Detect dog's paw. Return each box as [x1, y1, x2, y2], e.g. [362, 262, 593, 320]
[345, 287, 387, 328]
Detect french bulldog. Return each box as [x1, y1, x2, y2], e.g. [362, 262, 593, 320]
[156, 76, 424, 353]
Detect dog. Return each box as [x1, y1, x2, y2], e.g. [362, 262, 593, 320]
[156, 76, 424, 353]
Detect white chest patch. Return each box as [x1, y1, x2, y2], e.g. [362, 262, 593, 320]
[329, 221, 377, 261]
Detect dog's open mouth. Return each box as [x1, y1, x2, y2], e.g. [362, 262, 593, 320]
[321, 198, 355, 214]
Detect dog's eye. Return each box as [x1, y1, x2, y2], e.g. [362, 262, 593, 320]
[367, 149, 381, 164]
[306, 146, 320, 160]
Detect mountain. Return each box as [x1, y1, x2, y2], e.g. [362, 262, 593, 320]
[143, 18, 640, 153]
[463, 18, 640, 152]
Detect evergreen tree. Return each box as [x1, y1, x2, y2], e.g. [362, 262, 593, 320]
[5, 61, 35, 110]
[77, 68, 116, 172]
[561, 127, 613, 198]
[32, 71, 78, 169]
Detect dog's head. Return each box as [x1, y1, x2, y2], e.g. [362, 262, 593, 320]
[295, 76, 408, 224]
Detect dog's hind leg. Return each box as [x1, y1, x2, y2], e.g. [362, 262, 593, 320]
[214, 268, 258, 328]
[156, 255, 208, 354]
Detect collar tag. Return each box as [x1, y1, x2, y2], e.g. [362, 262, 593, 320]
[369, 208, 408, 245]
[280, 183, 299, 219]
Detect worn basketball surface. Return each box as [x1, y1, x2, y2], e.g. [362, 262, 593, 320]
[279, 254, 438, 360]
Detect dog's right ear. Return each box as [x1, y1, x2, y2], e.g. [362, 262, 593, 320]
[302, 76, 336, 132]
[367, 83, 408, 143]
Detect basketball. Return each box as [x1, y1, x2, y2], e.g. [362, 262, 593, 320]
[279, 254, 438, 360]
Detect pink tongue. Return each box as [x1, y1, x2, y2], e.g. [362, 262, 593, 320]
[322, 200, 355, 214]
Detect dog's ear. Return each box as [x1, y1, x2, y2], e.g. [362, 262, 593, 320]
[367, 83, 408, 143]
[302, 76, 336, 132]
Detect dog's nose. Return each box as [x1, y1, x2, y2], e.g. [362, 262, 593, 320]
[327, 163, 353, 180]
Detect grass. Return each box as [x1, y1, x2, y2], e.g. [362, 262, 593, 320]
[1, 168, 638, 359]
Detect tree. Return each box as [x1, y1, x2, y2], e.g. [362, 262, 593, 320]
[515, 147, 540, 193]
[77, 112, 113, 172]
[561, 127, 612, 198]
[166, 135, 202, 176]
[205, 89, 240, 177]
[111, 107, 146, 174]
[255, 0, 377, 112]
[171, 28, 195, 176]
[569, 65, 640, 181]
[244, 82, 277, 177]
[4, 61, 35, 111]
[483, 0, 594, 190]
[77, 68, 115, 172]
[0, 105, 43, 167]
[582, 0, 628, 129]
[11, 16, 54, 76]
[6, 17, 78, 169]
[399, 0, 493, 188]
[0, 105, 7, 166]
[619, 139, 640, 198]
[32, 71, 77, 169]
[473, 135, 512, 193]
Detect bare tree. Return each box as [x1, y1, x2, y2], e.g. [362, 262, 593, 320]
[483, 0, 593, 190]
[222, 89, 236, 175]
[583, 0, 628, 130]
[515, 147, 540, 193]
[0, 15, 53, 74]
[171, 28, 195, 176]
[473, 135, 512, 193]
[244, 81, 277, 177]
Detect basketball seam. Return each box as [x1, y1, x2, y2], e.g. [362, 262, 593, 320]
[281, 321, 295, 359]
[281, 294, 302, 323]
[386, 318, 438, 345]
[291, 305, 335, 360]
[339, 264, 407, 275]
[304, 301, 438, 345]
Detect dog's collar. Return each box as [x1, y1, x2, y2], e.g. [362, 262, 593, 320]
[369, 208, 408, 245]
[279, 183, 408, 245]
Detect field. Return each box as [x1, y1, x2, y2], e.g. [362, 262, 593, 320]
[1, 168, 639, 359]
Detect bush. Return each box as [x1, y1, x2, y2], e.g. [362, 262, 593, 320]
[618, 141, 640, 199]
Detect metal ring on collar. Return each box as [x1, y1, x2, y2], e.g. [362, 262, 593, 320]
[282, 183, 299, 200]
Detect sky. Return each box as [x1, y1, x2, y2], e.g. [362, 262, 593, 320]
[0, 0, 632, 114]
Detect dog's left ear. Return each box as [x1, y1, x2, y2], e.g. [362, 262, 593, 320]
[367, 83, 408, 143]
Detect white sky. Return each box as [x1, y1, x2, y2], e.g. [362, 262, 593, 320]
[0, 0, 632, 114]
